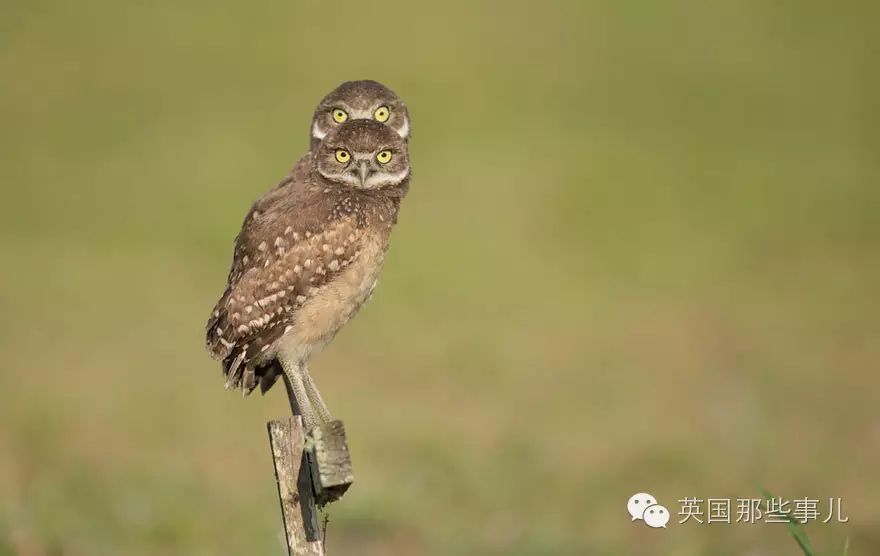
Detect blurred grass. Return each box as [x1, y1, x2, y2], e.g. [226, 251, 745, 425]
[1, 0, 878, 554]
[760, 487, 814, 556]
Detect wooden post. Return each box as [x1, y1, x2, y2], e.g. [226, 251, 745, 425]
[267, 376, 354, 555]
[267, 417, 324, 555]
[309, 420, 354, 507]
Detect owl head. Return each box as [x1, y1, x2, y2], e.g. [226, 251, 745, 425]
[310, 80, 410, 150]
[314, 119, 410, 189]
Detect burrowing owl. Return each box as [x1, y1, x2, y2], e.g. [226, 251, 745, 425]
[252, 80, 411, 228]
[290, 80, 410, 181]
[205, 119, 411, 427]
[310, 79, 410, 148]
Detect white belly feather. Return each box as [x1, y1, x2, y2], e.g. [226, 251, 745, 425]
[273, 234, 386, 365]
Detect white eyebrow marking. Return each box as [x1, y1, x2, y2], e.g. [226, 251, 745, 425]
[312, 121, 327, 140]
[397, 116, 410, 139]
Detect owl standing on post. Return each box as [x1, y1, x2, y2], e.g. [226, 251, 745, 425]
[205, 81, 411, 428]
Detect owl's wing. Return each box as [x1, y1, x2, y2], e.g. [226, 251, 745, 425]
[225, 154, 311, 281]
[205, 196, 366, 393]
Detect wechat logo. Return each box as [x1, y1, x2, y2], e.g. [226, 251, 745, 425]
[628, 492, 670, 528]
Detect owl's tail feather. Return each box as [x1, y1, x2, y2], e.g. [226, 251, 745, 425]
[223, 350, 246, 390]
[259, 361, 282, 394]
[221, 351, 281, 396]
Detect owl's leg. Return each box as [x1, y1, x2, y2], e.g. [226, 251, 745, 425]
[279, 358, 317, 429]
[302, 364, 333, 424]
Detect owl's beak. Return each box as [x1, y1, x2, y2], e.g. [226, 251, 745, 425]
[357, 161, 370, 187]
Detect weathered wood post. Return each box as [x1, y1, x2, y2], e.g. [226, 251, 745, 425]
[267, 416, 324, 555]
[266, 376, 353, 555]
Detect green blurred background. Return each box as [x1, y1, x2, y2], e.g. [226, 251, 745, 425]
[1, 1, 877, 554]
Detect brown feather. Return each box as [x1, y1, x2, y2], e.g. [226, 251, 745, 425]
[205, 119, 409, 395]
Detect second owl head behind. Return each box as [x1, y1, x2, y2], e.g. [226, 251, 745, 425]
[314, 119, 410, 190]
[311, 80, 410, 150]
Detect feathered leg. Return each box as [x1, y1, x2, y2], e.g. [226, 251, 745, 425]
[279, 358, 316, 429]
[302, 364, 333, 424]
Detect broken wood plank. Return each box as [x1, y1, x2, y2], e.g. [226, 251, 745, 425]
[309, 420, 354, 507]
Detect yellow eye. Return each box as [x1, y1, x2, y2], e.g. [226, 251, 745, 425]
[376, 150, 392, 164]
[374, 106, 390, 122]
[332, 109, 348, 123]
[335, 149, 351, 163]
